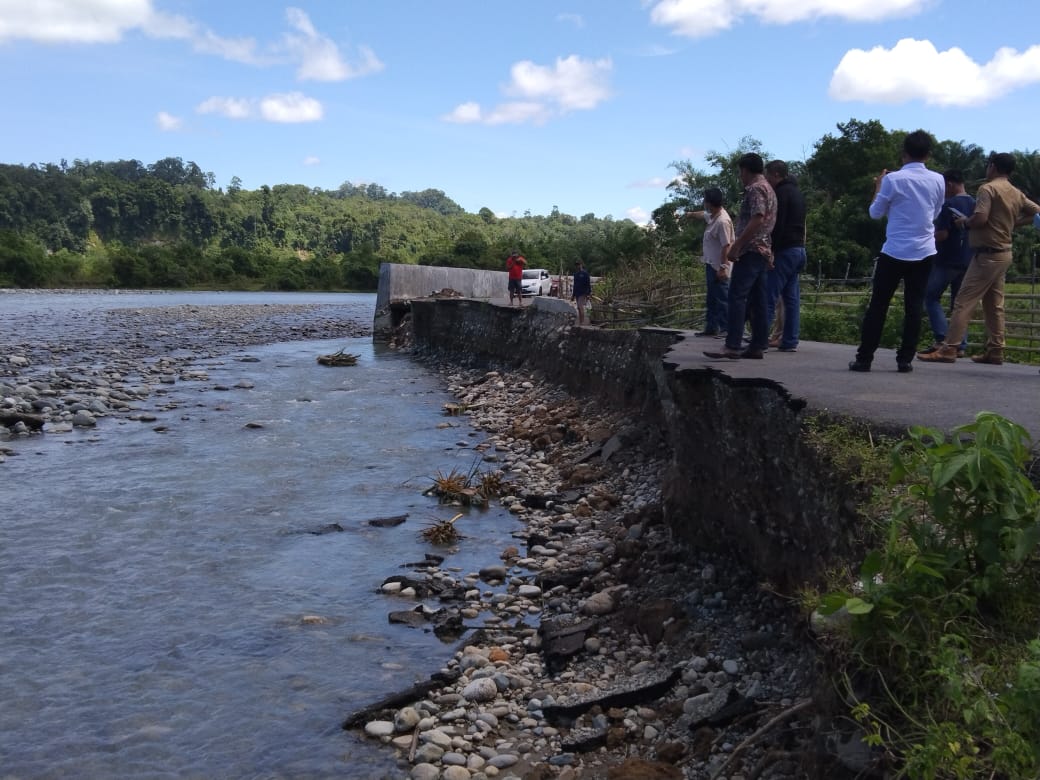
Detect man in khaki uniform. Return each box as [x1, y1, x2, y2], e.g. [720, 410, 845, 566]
[918, 152, 1040, 365]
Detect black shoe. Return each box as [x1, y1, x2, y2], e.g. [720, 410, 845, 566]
[897, 362, 913, 373]
[694, 330, 718, 337]
[704, 349, 741, 360]
[740, 349, 764, 359]
[848, 360, 871, 372]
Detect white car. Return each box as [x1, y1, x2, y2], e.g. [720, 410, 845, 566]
[521, 268, 552, 296]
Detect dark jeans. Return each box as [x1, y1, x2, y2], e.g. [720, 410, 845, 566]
[725, 251, 769, 352]
[924, 264, 968, 348]
[703, 263, 730, 334]
[766, 246, 807, 349]
[856, 253, 933, 365]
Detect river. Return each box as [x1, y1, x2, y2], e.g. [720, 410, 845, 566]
[0, 291, 521, 779]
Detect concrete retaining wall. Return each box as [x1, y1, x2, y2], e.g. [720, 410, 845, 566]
[409, 298, 869, 587]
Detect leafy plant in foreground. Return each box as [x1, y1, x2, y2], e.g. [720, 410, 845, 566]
[819, 412, 1040, 778]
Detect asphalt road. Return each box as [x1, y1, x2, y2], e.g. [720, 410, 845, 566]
[665, 336, 1040, 441]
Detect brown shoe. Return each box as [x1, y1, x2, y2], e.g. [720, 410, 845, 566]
[916, 345, 957, 363]
[970, 353, 1003, 365]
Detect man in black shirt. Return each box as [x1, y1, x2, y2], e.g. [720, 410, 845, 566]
[764, 160, 807, 352]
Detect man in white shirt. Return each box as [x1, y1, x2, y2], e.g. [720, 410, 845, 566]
[849, 130, 945, 373]
[687, 187, 735, 338]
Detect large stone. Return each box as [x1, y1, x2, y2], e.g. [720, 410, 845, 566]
[410, 764, 439, 780]
[461, 677, 499, 702]
[394, 706, 421, 731]
[581, 590, 615, 616]
[363, 720, 394, 738]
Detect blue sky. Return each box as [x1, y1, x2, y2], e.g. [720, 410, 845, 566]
[1, 1, 1038, 224]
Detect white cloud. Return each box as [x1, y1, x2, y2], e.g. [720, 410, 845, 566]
[444, 55, 612, 126]
[141, 10, 261, 64]
[507, 55, 612, 111]
[442, 102, 484, 124]
[829, 38, 1040, 107]
[649, 0, 930, 39]
[0, 2, 382, 83]
[260, 92, 323, 122]
[155, 111, 183, 131]
[0, 0, 152, 43]
[303, 155, 321, 166]
[196, 96, 253, 119]
[626, 206, 652, 225]
[282, 7, 383, 81]
[0, 0, 262, 62]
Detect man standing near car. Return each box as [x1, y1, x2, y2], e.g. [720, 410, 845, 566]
[572, 261, 592, 325]
[506, 249, 526, 307]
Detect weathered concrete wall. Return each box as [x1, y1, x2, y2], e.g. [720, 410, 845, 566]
[375, 263, 506, 310]
[410, 298, 868, 587]
[374, 263, 507, 340]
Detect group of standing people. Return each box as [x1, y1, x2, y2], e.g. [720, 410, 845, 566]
[852, 131, 1040, 372]
[689, 132, 1040, 373]
[692, 152, 807, 360]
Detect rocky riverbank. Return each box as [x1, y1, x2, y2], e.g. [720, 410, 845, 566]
[349, 361, 862, 780]
[0, 301, 368, 454]
[1, 299, 859, 778]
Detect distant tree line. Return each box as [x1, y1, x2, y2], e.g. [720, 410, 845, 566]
[0, 157, 646, 290]
[1, 118, 1037, 290]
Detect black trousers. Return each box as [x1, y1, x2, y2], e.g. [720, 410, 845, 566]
[856, 253, 933, 365]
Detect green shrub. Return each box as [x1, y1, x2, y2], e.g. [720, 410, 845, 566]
[820, 413, 1040, 778]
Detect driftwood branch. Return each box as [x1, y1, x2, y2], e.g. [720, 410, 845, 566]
[342, 669, 460, 729]
[711, 698, 812, 779]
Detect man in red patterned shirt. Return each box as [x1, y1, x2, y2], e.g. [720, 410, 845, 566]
[704, 153, 777, 360]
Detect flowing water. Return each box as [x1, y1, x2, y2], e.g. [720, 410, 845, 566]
[0, 292, 521, 778]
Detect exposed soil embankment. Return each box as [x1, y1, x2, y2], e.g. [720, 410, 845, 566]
[408, 298, 872, 588]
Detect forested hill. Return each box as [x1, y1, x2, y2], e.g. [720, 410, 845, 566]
[2, 119, 1038, 291]
[0, 157, 646, 290]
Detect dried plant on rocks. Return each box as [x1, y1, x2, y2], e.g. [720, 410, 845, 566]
[426, 468, 469, 504]
[477, 469, 505, 501]
[420, 513, 463, 545]
[316, 348, 359, 366]
[425, 456, 501, 507]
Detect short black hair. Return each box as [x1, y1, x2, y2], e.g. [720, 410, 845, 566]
[943, 169, 964, 184]
[765, 160, 788, 178]
[988, 152, 1016, 175]
[737, 153, 764, 174]
[903, 130, 933, 161]
[702, 188, 724, 208]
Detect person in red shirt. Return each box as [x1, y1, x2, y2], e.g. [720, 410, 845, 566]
[506, 249, 526, 306]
